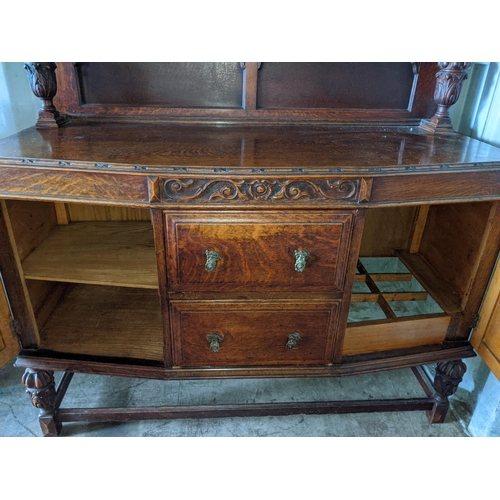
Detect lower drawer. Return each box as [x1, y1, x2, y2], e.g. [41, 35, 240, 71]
[170, 300, 341, 367]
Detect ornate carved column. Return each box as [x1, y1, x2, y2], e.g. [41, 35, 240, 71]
[421, 63, 471, 132]
[24, 62, 68, 129]
[22, 368, 61, 436]
[427, 359, 467, 423]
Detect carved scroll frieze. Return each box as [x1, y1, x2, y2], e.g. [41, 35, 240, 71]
[160, 178, 364, 204]
[24, 62, 68, 129]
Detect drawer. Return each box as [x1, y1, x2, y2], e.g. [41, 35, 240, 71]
[165, 211, 354, 292]
[170, 300, 341, 367]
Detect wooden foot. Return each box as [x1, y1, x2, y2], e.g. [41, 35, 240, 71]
[22, 368, 62, 437]
[427, 359, 466, 423]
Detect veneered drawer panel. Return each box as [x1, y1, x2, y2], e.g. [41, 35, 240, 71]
[165, 211, 354, 292]
[171, 300, 341, 367]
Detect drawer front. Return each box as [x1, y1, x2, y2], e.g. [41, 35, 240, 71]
[165, 211, 354, 292]
[170, 300, 341, 367]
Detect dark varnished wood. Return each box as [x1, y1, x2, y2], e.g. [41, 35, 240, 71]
[57, 398, 435, 424]
[257, 63, 416, 110]
[2, 124, 500, 171]
[14, 342, 476, 381]
[427, 359, 467, 423]
[53, 62, 438, 125]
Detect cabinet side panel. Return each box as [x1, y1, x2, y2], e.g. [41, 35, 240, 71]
[5, 200, 58, 262]
[360, 206, 416, 257]
[419, 202, 493, 298]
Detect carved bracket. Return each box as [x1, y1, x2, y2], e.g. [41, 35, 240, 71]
[160, 178, 367, 204]
[24, 62, 68, 129]
[421, 62, 471, 132]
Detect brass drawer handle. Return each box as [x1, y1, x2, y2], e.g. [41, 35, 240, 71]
[205, 250, 221, 272]
[207, 333, 223, 353]
[286, 332, 302, 349]
[294, 250, 310, 272]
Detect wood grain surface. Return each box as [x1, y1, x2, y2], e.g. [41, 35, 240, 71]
[170, 300, 340, 367]
[23, 221, 158, 289]
[343, 314, 450, 356]
[2, 124, 500, 170]
[40, 285, 163, 361]
[165, 211, 354, 292]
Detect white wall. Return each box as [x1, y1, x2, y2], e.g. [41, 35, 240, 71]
[0, 62, 39, 140]
[449, 62, 500, 436]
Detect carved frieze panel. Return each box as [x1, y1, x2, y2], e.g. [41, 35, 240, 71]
[159, 178, 370, 204]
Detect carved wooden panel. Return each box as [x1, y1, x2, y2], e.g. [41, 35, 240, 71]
[160, 177, 370, 204]
[170, 300, 341, 367]
[165, 211, 355, 292]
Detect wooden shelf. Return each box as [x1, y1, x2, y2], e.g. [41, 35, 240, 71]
[23, 221, 159, 289]
[40, 284, 163, 361]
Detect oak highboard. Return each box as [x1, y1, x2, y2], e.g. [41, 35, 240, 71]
[0, 62, 499, 436]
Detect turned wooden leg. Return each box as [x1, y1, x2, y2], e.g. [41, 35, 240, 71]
[22, 368, 61, 437]
[427, 359, 467, 424]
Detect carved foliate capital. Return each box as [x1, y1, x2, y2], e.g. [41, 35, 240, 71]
[24, 62, 67, 128]
[421, 62, 470, 132]
[22, 368, 57, 414]
[433, 360, 467, 403]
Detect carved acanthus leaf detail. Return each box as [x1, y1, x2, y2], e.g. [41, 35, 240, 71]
[421, 62, 470, 132]
[23, 62, 67, 128]
[161, 178, 361, 203]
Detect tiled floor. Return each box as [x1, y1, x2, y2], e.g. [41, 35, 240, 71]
[0, 360, 468, 437]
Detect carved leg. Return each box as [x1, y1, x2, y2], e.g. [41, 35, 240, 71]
[427, 359, 467, 424]
[22, 368, 61, 437]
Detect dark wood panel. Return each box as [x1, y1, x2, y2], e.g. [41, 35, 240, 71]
[76, 63, 243, 108]
[257, 63, 415, 110]
[51, 62, 438, 124]
[170, 300, 340, 367]
[165, 211, 354, 292]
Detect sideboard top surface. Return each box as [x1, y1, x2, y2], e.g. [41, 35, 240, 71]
[1, 124, 500, 175]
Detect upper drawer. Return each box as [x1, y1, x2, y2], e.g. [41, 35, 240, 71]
[164, 211, 355, 292]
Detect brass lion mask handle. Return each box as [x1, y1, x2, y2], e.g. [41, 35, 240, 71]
[207, 333, 223, 353]
[294, 250, 310, 272]
[286, 332, 302, 349]
[205, 250, 221, 272]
